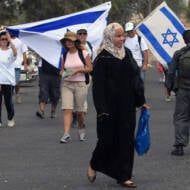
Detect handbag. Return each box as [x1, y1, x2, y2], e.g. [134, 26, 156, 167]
[135, 108, 150, 156]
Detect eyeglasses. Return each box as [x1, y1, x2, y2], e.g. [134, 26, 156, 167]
[0, 38, 8, 41]
[77, 32, 87, 35]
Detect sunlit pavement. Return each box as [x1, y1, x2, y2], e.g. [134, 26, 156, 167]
[0, 64, 189, 190]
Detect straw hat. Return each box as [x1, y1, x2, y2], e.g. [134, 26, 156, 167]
[60, 31, 77, 44]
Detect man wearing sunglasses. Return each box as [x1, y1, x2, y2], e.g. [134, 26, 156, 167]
[77, 29, 94, 60]
[124, 22, 149, 81]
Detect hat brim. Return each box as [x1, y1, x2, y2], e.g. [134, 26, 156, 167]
[125, 27, 134, 32]
[60, 37, 77, 44]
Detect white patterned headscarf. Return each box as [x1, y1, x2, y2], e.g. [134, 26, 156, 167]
[98, 23, 125, 60]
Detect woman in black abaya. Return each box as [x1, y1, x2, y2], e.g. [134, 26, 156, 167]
[87, 23, 148, 188]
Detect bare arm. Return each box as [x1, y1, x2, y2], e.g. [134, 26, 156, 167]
[6, 33, 17, 57]
[59, 56, 65, 76]
[142, 49, 149, 71]
[23, 52, 28, 70]
[72, 54, 93, 75]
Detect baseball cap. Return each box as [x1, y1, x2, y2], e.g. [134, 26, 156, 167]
[125, 22, 135, 32]
[77, 28, 87, 34]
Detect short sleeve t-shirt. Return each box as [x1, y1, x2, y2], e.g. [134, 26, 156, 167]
[124, 34, 148, 67]
[0, 48, 16, 85]
[64, 50, 89, 82]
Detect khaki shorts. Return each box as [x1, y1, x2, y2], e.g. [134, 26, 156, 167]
[74, 76, 92, 112]
[61, 81, 87, 112]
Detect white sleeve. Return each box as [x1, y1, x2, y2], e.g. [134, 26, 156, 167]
[141, 37, 148, 51]
[82, 50, 89, 59]
[21, 43, 28, 53]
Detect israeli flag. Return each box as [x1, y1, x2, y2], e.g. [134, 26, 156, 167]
[136, 2, 186, 68]
[7, 2, 111, 69]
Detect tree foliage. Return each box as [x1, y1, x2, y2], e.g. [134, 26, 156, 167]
[0, 0, 185, 26]
[0, 0, 21, 25]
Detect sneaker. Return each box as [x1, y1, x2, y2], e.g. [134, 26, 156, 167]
[15, 94, 22, 104]
[50, 111, 56, 119]
[78, 128, 86, 141]
[7, 118, 15, 127]
[171, 146, 184, 156]
[165, 96, 171, 102]
[60, 134, 71, 143]
[36, 110, 44, 119]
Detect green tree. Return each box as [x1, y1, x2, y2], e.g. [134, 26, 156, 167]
[0, 0, 20, 25]
[0, 0, 185, 26]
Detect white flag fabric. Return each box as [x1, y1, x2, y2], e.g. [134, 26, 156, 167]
[136, 2, 186, 68]
[7, 2, 111, 69]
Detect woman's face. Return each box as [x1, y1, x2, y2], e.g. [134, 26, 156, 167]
[65, 39, 75, 49]
[113, 28, 125, 48]
[0, 34, 8, 47]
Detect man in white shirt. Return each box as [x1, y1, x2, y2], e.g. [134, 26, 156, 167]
[11, 33, 28, 103]
[77, 28, 94, 60]
[124, 22, 149, 80]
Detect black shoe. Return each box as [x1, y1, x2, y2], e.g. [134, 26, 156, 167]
[171, 146, 184, 156]
[36, 110, 44, 119]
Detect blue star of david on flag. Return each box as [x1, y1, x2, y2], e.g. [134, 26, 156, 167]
[161, 28, 179, 47]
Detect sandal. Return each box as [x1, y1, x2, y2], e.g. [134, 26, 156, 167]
[87, 165, 96, 183]
[119, 180, 137, 188]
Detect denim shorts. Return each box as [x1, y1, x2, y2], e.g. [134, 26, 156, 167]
[15, 68, 21, 83]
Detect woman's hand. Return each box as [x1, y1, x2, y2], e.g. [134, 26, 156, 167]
[70, 68, 79, 76]
[70, 68, 85, 76]
[142, 103, 150, 109]
[59, 69, 64, 76]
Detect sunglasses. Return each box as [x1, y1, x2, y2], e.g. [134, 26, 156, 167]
[126, 30, 133, 34]
[0, 38, 8, 41]
[77, 32, 87, 35]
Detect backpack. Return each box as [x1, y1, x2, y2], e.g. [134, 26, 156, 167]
[166, 46, 190, 92]
[63, 49, 89, 84]
[87, 41, 93, 52]
[87, 41, 93, 60]
[137, 35, 144, 62]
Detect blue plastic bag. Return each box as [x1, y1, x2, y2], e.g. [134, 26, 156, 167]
[135, 108, 150, 156]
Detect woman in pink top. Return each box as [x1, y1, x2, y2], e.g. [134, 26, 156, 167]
[60, 31, 92, 143]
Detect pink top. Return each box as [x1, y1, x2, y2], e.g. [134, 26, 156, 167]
[64, 50, 89, 82]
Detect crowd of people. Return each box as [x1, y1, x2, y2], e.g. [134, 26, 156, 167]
[0, 20, 190, 188]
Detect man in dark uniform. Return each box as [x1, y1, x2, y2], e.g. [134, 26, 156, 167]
[166, 30, 190, 156]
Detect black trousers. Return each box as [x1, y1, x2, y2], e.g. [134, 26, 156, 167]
[0, 85, 14, 121]
[174, 89, 190, 146]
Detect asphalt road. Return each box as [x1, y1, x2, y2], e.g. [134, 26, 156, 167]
[0, 64, 189, 190]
